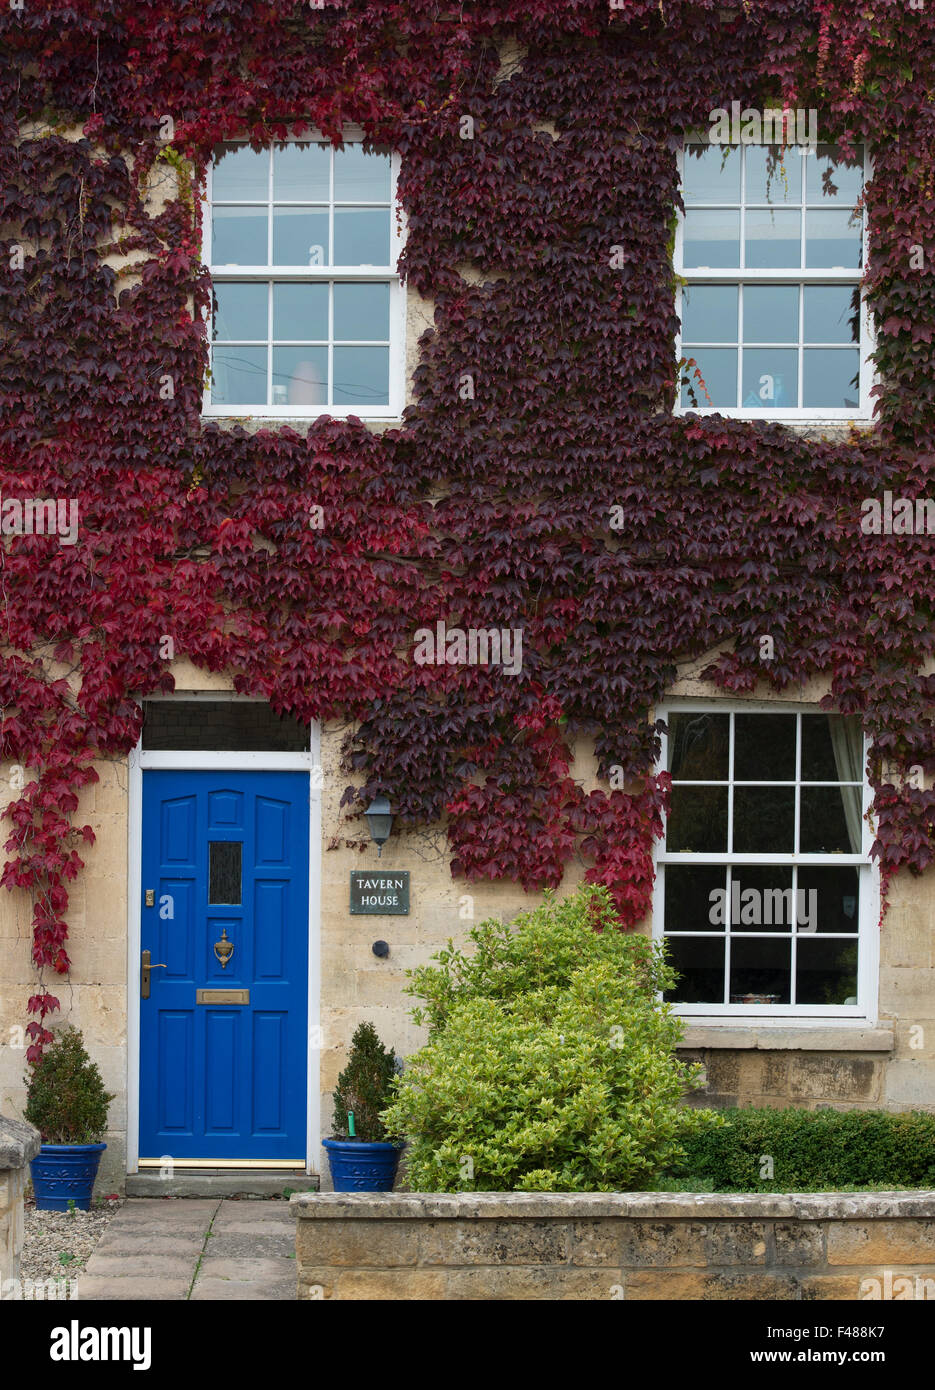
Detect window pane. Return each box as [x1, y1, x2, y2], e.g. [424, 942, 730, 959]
[332, 346, 389, 406]
[741, 348, 798, 408]
[803, 350, 860, 409]
[743, 285, 798, 344]
[272, 208, 330, 266]
[729, 937, 790, 1004]
[727, 867, 795, 933]
[667, 786, 729, 852]
[800, 786, 861, 853]
[734, 713, 795, 781]
[333, 208, 391, 265]
[806, 146, 863, 205]
[211, 346, 267, 405]
[209, 841, 242, 905]
[334, 146, 391, 202]
[797, 867, 860, 934]
[212, 207, 267, 265]
[664, 865, 727, 932]
[682, 145, 740, 203]
[801, 714, 862, 782]
[333, 282, 390, 340]
[273, 142, 330, 201]
[142, 700, 310, 752]
[668, 712, 729, 779]
[663, 935, 725, 1004]
[682, 209, 740, 268]
[272, 346, 328, 406]
[744, 208, 801, 268]
[273, 282, 328, 340]
[732, 786, 795, 852]
[212, 282, 267, 341]
[804, 285, 859, 344]
[805, 209, 862, 268]
[680, 348, 737, 408]
[212, 145, 268, 201]
[681, 285, 737, 343]
[796, 938, 858, 1005]
[744, 146, 803, 205]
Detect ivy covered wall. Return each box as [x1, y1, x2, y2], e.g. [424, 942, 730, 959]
[1, 1, 934, 1053]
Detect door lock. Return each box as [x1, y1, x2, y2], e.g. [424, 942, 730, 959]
[141, 949, 167, 999]
[144, 889, 155, 907]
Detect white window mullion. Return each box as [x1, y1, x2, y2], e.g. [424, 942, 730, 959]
[727, 709, 735, 853]
[267, 280, 273, 409]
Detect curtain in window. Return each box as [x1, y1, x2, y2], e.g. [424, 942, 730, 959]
[830, 715, 863, 852]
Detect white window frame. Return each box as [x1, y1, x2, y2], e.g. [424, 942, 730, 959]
[674, 141, 875, 421]
[201, 128, 406, 420]
[652, 700, 879, 1022]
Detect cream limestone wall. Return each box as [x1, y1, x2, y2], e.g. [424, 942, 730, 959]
[0, 757, 130, 1193]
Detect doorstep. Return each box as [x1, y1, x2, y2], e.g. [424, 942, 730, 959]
[126, 1170, 320, 1198]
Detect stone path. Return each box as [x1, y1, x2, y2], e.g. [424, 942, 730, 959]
[76, 1198, 296, 1300]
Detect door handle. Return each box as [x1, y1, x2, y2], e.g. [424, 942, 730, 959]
[141, 949, 167, 999]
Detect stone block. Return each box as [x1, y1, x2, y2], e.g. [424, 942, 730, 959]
[788, 1054, 878, 1101]
[419, 1219, 569, 1266]
[827, 1220, 935, 1266]
[618, 1221, 706, 1268]
[626, 1270, 798, 1300]
[773, 1221, 826, 1266]
[704, 1222, 768, 1265]
[333, 1269, 447, 1300]
[296, 1218, 418, 1267]
[570, 1220, 627, 1267]
[799, 1273, 876, 1300]
[884, 1059, 935, 1107]
[444, 1266, 620, 1300]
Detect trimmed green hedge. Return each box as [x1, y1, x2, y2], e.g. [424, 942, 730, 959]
[671, 1108, 935, 1192]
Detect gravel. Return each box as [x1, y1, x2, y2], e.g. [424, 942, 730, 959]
[19, 1196, 122, 1299]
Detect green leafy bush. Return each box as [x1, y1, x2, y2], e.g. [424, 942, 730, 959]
[671, 1107, 935, 1191]
[380, 884, 720, 1190]
[331, 1021, 398, 1143]
[24, 1027, 113, 1144]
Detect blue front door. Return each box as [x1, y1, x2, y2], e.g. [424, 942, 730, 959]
[139, 771, 309, 1161]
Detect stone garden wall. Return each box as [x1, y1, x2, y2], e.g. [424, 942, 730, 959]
[0, 1114, 40, 1292]
[292, 1191, 935, 1301]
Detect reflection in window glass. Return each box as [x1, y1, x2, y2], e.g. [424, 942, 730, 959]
[208, 142, 396, 411]
[743, 285, 798, 344]
[681, 285, 738, 343]
[209, 841, 242, 905]
[682, 209, 741, 268]
[679, 348, 737, 408]
[660, 710, 867, 1011]
[678, 143, 865, 413]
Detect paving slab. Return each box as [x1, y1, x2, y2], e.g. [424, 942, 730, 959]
[76, 1196, 297, 1301]
[190, 1257, 297, 1301]
[76, 1276, 193, 1301]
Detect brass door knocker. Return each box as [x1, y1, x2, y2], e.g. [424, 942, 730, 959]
[214, 928, 234, 969]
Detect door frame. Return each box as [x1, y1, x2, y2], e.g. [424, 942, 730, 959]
[126, 695, 322, 1174]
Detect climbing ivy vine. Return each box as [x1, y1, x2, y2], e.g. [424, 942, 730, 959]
[1, 1, 934, 1057]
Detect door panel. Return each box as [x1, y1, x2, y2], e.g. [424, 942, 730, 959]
[139, 770, 309, 1161]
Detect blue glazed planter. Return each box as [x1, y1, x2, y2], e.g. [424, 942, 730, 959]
[30, 1143, 106, 1212]
[322, 1138, 402, 1192]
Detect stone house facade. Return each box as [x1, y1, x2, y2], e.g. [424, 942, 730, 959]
[1, 15, 932, 1196]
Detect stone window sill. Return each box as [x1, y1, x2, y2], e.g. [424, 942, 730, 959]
[678, 1025, 895, 1052]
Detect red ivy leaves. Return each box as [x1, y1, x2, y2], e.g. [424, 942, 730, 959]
[2, 2, 935, 1056]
